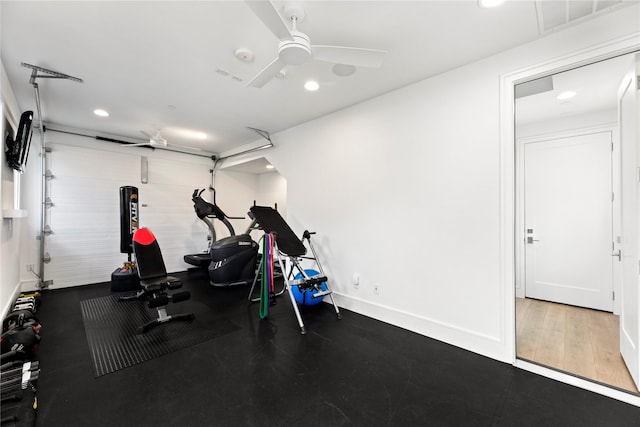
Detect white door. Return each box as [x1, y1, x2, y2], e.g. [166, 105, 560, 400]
[524, 131, 613, 311]
[618, 55, 640, 389]
[44, 142, 212, 288]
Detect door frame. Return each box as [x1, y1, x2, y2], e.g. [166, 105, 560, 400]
[499, 34, 640, 406]
[515, 126, 619, 313]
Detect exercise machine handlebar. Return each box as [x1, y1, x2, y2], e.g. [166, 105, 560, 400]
[192, 189, 245, 221]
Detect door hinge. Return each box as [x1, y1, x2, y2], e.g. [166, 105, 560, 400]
[611, 192, 615, 202]
[612, 291, 615, 301]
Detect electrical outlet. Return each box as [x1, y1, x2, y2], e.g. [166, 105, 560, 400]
[26, 264, 33, 272]
[373, 284, 380, 295]
[353, 273, 360, 286]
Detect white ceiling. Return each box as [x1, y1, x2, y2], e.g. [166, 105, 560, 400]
[1, 1, 636, 159]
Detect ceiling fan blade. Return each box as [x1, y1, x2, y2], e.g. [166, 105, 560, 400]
[312, 45, 387, 68]
[247, 57, 286, 88]
[125, 142, 150, 147]
[245, 0, 293, 41]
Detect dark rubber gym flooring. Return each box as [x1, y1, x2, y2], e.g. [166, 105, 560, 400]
[32, 271, 639, 426]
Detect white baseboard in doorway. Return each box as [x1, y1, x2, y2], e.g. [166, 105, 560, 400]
[515, 359, 640, 407]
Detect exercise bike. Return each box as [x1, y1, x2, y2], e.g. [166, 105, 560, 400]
[183, 189, 258, 287]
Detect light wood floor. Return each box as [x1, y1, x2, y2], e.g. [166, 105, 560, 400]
[516, 297, 639, 394]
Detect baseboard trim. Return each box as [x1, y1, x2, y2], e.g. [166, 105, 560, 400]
[2, 282, 23, 320]
[515, 359, 640, 407]
[330, 292, 508, 363]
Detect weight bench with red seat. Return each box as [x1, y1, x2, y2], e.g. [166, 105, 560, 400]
[119, 228, 195, 334]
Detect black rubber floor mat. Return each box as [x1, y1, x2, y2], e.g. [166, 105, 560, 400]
[80, 294, 240, 377]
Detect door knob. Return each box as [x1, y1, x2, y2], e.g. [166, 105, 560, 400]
[526, 237, 540, 244]
[611, 250, 621, 261]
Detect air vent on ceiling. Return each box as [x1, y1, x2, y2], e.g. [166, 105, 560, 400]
[535, 0, 625, 34]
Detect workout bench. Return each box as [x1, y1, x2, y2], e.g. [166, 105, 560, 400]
[119, 228, 195, 334]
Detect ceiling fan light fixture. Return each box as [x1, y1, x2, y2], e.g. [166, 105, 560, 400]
[278, 31, 312, 65]
[245, 1, 386, 88]
[332, 63, 356, 77]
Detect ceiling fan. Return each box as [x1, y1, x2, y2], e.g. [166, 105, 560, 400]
[126, 129, 169, 148]
[126, 129, 201, 151]
[245, 1, 388, 88]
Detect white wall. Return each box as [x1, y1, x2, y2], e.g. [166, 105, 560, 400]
[213, 169, 259, 240]
[1, 59, 28, 316]
[212, 168, 287, 243]
[257, 172, 287, 216]
[261, 6, 640, 362]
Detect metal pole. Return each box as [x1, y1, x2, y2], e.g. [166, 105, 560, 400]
[31, 81, 47, 289]
[22, 64, 83, 290]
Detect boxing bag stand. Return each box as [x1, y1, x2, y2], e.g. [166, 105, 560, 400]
[111, 186, 142, 292]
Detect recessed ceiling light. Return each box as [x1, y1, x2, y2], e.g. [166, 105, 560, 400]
[478, 0, 505, 8]
[304, 80, 319, 91]
[93, 109, 109, 117]
[266, 164, 274, 169]
[557, 90, 577, 100]
[195, 132, 207, 140]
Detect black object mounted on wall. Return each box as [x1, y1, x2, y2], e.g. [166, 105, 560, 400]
[4, 110, 34, 172]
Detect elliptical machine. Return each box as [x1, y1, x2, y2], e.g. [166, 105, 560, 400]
[183, 189, 258, 287]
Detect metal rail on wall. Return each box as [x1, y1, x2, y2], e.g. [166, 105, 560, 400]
[209, 127, 274, 189]
[22, 63, 83, 290]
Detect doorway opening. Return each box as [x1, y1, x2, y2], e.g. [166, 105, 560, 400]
[514, 52, 639, 395]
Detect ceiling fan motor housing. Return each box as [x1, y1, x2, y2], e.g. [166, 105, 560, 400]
[278, 31, 311, 65]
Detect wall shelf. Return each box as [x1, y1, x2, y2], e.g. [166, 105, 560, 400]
[2, 209, 27, 219]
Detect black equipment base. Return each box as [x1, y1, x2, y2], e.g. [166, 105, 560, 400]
[110, 267, 141, 292]
[209, 235, 258, 286]
[183, 252, 211, 268]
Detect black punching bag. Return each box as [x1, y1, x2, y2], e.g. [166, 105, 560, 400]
[112, 186, 141, 292]
[119, 186, 139, 254]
